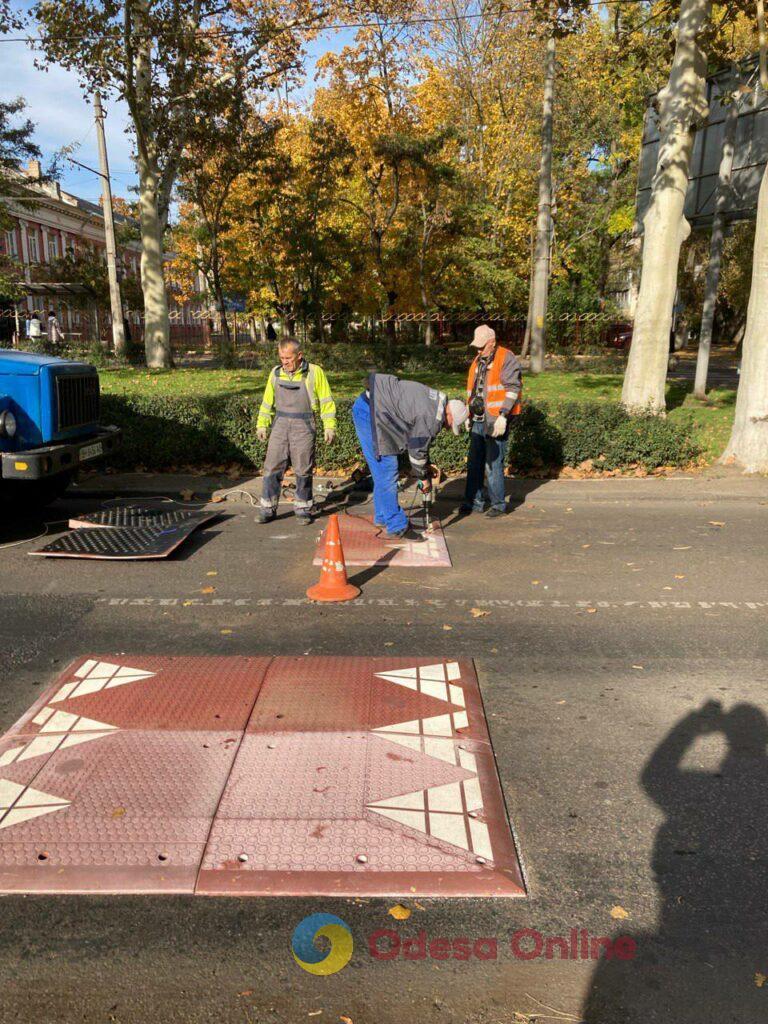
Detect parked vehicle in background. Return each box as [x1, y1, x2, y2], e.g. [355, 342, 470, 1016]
[0, 349, 121, 510]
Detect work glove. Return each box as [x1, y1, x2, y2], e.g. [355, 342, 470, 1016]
[324, 428, 336, 445]
[256, 427, 268, 443]
[492, 414, 507, 439]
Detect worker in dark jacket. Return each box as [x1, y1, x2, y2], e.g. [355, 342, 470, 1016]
[461, 324, 522, 517]
[352, 373, 468, 538]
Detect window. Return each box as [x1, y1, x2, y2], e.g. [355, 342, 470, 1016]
[27, 229, 39, 263]
[48, 234, 59, 260]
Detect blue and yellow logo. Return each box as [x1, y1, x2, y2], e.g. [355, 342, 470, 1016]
[292, 914, 353, 975]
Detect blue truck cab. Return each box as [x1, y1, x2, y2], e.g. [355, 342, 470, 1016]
[0, 349, 121, 507]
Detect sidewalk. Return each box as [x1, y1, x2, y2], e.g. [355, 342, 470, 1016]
[69, 466, 768, 505]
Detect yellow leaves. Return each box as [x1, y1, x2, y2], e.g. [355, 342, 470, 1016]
[755, 972, 767, 988]
[469, 607, 490, 618]
[610, 906, 629, 920]
[388, 904, 411, 920]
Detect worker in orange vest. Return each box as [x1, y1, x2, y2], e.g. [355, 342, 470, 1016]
[460, 324, 522, 518]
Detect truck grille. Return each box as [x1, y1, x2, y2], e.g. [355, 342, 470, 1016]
[56, 374, 100, 430]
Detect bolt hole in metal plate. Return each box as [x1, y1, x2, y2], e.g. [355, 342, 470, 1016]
[314, 512, 452, 568]
[0, 657, 524, 897]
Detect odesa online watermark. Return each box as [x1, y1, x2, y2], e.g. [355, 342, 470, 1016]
[292, 915, 637, 975]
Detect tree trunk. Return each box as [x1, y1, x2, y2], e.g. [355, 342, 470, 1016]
[212, 276, 234, 366]
[137, 157, 171, 368]
[720, 162, 768, 471]
[529, 33, 556, 375]
[621, 0, 712, 412]
[694, 94, 738, 398]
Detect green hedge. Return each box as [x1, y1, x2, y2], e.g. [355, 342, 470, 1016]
[100, 393, 700, 474]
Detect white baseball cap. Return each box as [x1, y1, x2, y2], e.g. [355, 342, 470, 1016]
[470, 324, 496, 348]
[447, 399, 469, 435]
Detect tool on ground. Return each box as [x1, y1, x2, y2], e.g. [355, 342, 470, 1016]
[307, 513, 361, 602]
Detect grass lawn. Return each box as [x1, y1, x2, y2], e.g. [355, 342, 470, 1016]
[99, 367, 736, 462]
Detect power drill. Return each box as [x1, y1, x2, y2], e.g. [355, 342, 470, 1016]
[417, 477, 434, 531]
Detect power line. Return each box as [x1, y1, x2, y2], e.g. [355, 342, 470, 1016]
[0, 1, 659, 44]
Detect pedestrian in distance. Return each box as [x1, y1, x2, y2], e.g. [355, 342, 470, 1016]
[352, 372, 468, 539]
[461, 324, 522, 518]
[28, 313, 42, 341]
[47, 310, 63, 346]
[255, 337, 336, 526]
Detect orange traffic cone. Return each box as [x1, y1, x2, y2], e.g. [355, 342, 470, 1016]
[307, 514, 361, 603]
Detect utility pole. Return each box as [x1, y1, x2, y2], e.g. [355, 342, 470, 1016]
[529, 32, 556, 374]
[93, 91, 126, 359]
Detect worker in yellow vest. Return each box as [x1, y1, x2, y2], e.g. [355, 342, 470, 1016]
[255, 337, 336, 525]
[460, 324, 522, 518]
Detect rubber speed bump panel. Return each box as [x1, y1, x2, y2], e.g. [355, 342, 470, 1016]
[0, 657, 525, 897]
[68, 507, 215, 530]
[30, 518, 216, 559]
[313, 511, 452, 568]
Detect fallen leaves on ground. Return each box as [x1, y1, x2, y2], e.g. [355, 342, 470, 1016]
[470, 607, 490, 618]
[587, 607, 597, 614]
[200, 586, 216, 594]
[755, 973, 766, 988]
[220, 629, 233, 635]
[674, 574, 686, 579]
[238, 990, 254, 998]
[339, 1017, 353, 1024]
[388, 904, 411, 920]
[632, 665, 644, 670]
[673, 545, 691, 550]
[610, 905, 629, 920]
[708, 521, 726, 527]
[206, 571, 218, 577]
[442, 624, 453, 631]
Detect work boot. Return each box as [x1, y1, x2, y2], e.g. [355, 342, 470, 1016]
[256, 507, 276, 524]
[296, 509, 314, 526]
[485, 507, 505, 519]
[387, 525, 423, 542]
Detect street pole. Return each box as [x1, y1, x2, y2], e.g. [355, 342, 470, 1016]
[529, 32, 555, 374]
[93, 91, 126, 359]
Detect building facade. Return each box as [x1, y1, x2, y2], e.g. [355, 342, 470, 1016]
[0, 160, 146, 346]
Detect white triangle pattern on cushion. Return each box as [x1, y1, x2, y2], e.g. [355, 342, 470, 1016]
[0, 660, 156, 834]
[369, 662, 493, 861]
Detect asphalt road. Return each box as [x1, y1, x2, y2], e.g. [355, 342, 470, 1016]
[1, 474, 767, 1024]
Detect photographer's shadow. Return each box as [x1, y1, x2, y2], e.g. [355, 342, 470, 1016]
[583, 700, 768, 1023]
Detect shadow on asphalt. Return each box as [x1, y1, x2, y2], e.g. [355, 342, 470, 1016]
[583, 700, 768, 1023]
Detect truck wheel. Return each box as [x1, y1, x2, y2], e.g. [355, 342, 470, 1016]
[0, 472, 74, 515]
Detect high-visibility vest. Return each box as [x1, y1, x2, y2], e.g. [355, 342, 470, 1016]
[467, 346, 522, 418]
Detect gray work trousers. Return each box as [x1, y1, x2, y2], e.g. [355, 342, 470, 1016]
[261, 413, 316, 512]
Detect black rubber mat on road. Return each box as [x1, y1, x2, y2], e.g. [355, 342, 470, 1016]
[68, 506, 214, 530]
[30, 517, 217, 559]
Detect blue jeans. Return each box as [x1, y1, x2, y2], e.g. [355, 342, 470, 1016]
[352, 394, 408, 534]
[465, 421, 508, 512]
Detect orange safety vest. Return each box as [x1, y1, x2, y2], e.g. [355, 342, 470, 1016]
[466, 346, 522, 418]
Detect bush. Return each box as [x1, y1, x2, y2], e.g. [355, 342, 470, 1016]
[100, 393, 701, 475]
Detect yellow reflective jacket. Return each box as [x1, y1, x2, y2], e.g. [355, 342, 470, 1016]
[256, 362, 337, 431]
